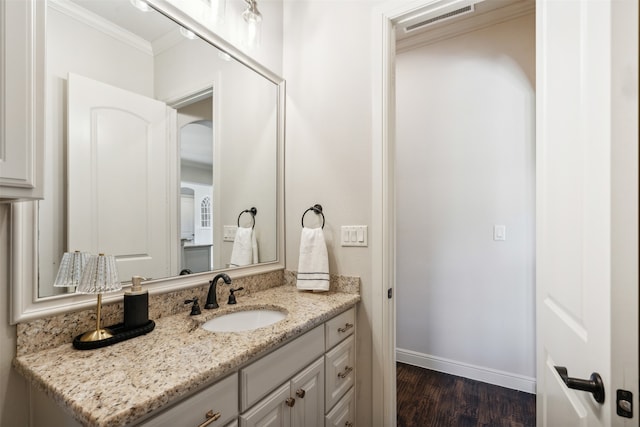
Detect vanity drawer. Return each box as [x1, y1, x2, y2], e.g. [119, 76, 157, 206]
[325, 307, 355, 350]
[325, 386, 355, 427]
[325, 335, 355, 410]
[240, 324, 324, 411]
[139, 373, 238, 427]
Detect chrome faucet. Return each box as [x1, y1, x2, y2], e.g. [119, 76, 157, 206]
[205, 273, 232, 309]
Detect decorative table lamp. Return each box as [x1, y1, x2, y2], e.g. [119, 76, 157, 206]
[53, 250, 89, 289]
[76, 253, 122, 342]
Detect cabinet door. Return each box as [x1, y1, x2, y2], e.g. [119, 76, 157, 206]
[240, 383, 291, 427]
[291, 357, 324, 427]
[325, 335, 355, 410]
[0, 0, 44, 201]
[325, 388, 355, 427]
[241, 325, 324, 411]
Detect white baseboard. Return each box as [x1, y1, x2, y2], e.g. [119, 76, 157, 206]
[396, 348, 536, 394]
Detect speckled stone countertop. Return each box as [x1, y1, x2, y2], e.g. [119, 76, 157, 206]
[14, 285, 360, 427]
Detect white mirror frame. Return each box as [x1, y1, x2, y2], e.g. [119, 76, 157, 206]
[9, 0, 286, 324]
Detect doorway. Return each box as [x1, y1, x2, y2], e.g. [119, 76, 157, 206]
[371, 0, 639, 425]
[394, 9, 536, 425]
[364, 1, 535, 425]
[394, 1, 536, 390]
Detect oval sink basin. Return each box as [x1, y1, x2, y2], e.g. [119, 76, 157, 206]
[201, 309, 287, 332]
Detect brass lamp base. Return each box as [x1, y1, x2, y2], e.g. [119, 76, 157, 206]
[79, 293, 114, 342]
[79, 328, 115, 342]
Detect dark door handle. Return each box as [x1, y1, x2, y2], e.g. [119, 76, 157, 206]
[554, 366, 605, 403]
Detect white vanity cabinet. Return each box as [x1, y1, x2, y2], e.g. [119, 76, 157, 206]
[0, 0, 44, 202]
[239, 325, 325, 427]
[323, 308, 356, 427]
[240, 357, 325, 427]
[138, 373, 238, 427]
[238, 306, 357, 427]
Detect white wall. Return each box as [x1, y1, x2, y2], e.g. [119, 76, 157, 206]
[0, 205, 29, 426]
[395, 14, 536, 390]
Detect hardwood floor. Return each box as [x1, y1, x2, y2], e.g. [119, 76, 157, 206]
[397, 363, 536, 427]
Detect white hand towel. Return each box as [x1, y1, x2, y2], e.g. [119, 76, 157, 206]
[230, 227, 259, 267]
[296, 227, 330, 291]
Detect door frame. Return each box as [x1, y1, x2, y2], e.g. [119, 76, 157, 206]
[371, 1, 517, 424]
[372, 1, 638, 426]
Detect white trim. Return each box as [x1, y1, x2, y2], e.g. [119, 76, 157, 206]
[48, 0, 153, 56]
[372, 1, 522, 425]
[10, 0, 286, 324]
[397, 348, 536, 394]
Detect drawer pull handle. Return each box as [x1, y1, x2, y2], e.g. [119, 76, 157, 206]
[296, 388, 306, 398]
[338, 366, 353, 379]
[345, 422, 353, 427]
[197, 411, 221, 427]
[338, 323, 354, 333]
[285, 397, 296, 407]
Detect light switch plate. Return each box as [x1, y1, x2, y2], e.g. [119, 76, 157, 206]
[493, 225, 506, 241]
[341, 225, 368, 247]
[223, 225, 237, 242]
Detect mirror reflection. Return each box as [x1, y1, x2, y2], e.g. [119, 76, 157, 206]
[39, 0, 278, 297]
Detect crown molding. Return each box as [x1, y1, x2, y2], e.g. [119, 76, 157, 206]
[48, 0, 153, 56]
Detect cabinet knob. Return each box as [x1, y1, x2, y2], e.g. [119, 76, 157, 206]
[345, 422, 353, 427]
[285, 397, 296, 407]
[197, 410, 221, 427]
[338, 323, 354, 333]
[338, 366, 354, 379]
[296, 388, 306, 398]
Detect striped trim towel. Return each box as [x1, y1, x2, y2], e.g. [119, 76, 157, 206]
[296, 226, 330, 291]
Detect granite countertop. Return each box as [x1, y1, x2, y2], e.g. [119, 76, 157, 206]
[14, 285, 360, 427]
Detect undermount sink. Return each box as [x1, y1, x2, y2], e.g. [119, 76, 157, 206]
[201, 309, 287, 332]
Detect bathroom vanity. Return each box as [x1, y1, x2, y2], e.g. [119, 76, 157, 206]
[14, 285, 359, 427]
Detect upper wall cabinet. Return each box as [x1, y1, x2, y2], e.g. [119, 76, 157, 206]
[0, 0, 45, 202]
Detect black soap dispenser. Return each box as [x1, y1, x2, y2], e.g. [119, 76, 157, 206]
[124, 275, 149, 330]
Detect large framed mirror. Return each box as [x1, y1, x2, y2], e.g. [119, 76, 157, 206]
[10, 0, 285, 323]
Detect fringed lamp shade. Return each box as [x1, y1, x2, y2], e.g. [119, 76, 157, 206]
[53, 251, 89, 288]
[76, 253, 122, 342]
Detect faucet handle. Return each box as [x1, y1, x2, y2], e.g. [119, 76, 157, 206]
[227, 287, 244, 305]
[185, 297, 201, 315]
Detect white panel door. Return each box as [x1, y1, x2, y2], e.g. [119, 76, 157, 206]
[68, 73, 177, 282]
[537, 0, 637, 426]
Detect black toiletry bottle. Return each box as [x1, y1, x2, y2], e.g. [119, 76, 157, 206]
[124, 275, 149, 329]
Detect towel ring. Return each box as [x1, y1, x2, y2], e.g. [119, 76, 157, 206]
[237, 207, 257, 228]
[301, 204, 325, 229]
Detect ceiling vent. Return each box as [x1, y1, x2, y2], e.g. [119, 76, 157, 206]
[404, 5, 475, 33]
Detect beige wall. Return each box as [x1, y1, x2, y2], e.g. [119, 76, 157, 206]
[0, 204, 29, 426]
[282, 2, 389, 424]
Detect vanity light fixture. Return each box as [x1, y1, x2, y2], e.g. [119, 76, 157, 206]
[76, 253, 122, 342]
[129, 0, 151, 12]
[242, 0, 262, 48]
[53, 250, 89, 288]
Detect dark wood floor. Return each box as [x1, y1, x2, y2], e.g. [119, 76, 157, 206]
[397, 363, 536, 427]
